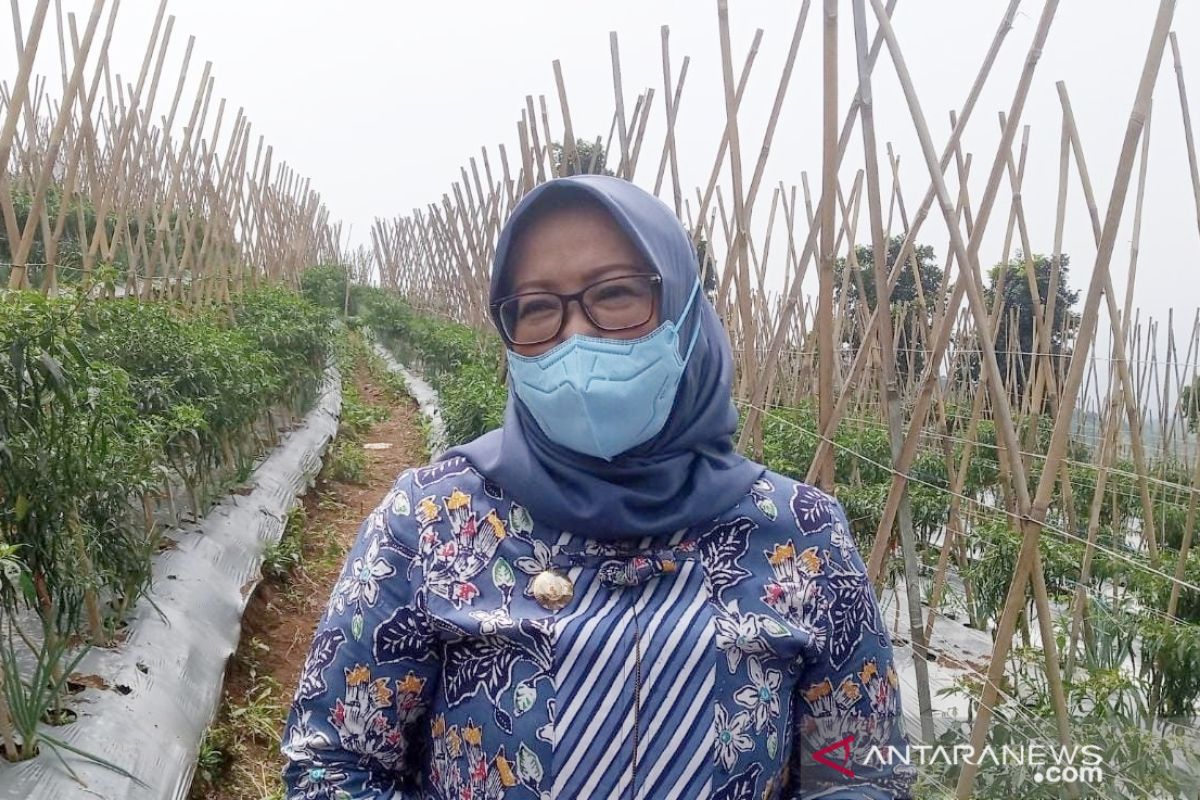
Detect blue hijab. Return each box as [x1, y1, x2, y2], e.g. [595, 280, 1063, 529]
[442, 175, 764, 541]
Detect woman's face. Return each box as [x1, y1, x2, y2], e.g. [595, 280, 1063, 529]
[503, 203, 662, 357]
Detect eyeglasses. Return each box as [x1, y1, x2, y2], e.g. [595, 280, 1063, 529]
[492, 272, 662, 346]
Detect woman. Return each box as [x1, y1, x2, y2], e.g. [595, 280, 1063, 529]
[281, 175, 915, 799]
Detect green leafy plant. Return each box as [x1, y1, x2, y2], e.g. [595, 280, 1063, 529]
[350, 285, 506, 446]
[323, 440, 367, 484]
[340, 383, 387, 441]
[193, 637, 287, 796]
[261, 506, 307, 583]
[1141, 618, 1200, 719]
[1, 285, 332, 762]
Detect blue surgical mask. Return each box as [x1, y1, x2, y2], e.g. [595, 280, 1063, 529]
[507, 277, 703, 461]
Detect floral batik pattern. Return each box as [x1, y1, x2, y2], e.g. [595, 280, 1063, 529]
[281, 459, 915, 799]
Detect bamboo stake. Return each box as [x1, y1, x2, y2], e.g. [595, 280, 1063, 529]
[0, 0, 50, 184]
[851, 0, 933, 741]
[814, 0, 838, 491]
[524, 96, 545, 185]
[1166, 31, 1200, 618]
[861, 0, 1057, 574]
[716, 0, 757, 420]
[694, 26, 764, 256]
[745, 1, 813, 220]
[627, 87, 655, 179]
[804, 1, 1022, 488]
[1057, 82, 1161, 562]
[864, 2, 1078, 790]
[85, 0, 167, 285]
[749, 0, 1016, 463]
[537, 95, 555, 182]
[516, 117, 534, 196]
[609, 31, 630, 178]
[8, 0, 107, 290]
[551, 60, 579, 175]
[40, 5, 116, 294]
[654, 26, 687, 215]
[1172, 32, 1200, 260]
[948, 2, 1175, 794]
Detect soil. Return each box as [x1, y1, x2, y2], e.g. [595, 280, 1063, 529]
[188, 364, 428, 800]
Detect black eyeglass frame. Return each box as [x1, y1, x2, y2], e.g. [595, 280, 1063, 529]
[490, 272, 664, 347]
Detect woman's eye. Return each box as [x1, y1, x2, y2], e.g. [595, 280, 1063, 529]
[519, 299, 558, 318]
[594, 285, 638, 303]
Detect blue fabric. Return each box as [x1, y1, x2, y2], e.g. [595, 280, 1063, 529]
[442, 175, 765, 541]
[281, 458, 916, 798]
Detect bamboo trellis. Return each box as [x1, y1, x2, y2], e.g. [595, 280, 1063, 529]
[0, 0, 344, 303]
[370, 2, 1200, 796]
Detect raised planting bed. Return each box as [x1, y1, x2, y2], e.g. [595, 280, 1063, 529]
[370, 337, 447, 458]
[0, 368, 340, 799]
[0, 287, 335, 795]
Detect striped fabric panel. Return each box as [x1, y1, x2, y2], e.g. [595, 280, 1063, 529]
[551, 558, 716, 799]
[620, 561, 715, 800]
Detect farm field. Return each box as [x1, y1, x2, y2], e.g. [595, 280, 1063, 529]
[3, 1, 1200, 799]
[188, 327, 428, 800]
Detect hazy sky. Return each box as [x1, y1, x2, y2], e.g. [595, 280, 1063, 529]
[5, 1, 1200, 376]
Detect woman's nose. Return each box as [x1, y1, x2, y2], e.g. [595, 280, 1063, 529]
[558, 297, 599, 341]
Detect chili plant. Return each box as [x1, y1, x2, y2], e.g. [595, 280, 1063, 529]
[1, 285, 332, 764]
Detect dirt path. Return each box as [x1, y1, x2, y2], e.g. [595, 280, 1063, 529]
[189, 347, 428, 800]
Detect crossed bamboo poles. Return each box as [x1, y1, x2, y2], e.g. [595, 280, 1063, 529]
[0, 0, 354, 766]
[0, 0, 345, 302]
[14, 3, 1200, 794]
[367, 2, 1200, 796]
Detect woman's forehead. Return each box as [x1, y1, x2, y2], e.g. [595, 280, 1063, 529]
[505, 202, 651, 289]
[511, 201, 634, 252]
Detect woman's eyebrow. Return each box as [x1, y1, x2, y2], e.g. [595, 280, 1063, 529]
[512, 262, 653, 292]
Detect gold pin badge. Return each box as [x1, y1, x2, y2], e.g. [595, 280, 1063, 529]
[531, 568, 574, 612]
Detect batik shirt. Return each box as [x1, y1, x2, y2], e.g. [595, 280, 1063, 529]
[281, 457, 916, 799]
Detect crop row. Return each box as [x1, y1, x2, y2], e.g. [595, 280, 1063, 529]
[0, 285, 331, 762]
[342, 275, 1200, 797]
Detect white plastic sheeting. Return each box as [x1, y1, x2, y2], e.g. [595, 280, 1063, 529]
[0, 370, 341, 800]
[372, 341, 448, 459]
[879, 576, 993, 725]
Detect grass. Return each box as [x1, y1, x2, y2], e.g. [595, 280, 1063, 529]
[260, 506, 307, 583]
[192, 516, 348, 800]
[322, 439, 367, 484]
[194, 638, 287, 799]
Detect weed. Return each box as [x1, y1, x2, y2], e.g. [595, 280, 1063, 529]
[194, 725, 232, 785]
[340, 383, 386, 441]
[376, 367, 410, 403]
[315, 490, 345, 513]
[226, 679, 285, 743]
[191, 638, 286, 797]
[305, 524, 346, 576]
[261, 506, 306, 583]
[323, 440, 367, 484]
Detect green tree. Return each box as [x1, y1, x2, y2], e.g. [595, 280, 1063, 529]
[551, 139, 615, 177]
[834, 235, 944, 381]
[984, 253, 1080, 401]
[1182, 376, 1200, 433]
[695, 236, 719, 302]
